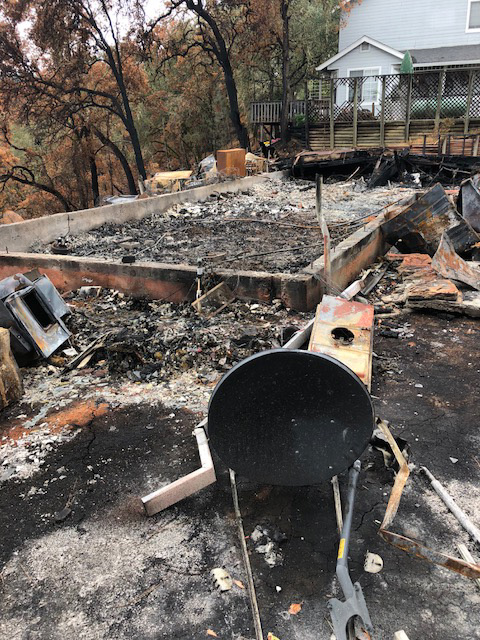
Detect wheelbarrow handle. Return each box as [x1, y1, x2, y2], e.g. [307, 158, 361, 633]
[336, 459, 361, 600]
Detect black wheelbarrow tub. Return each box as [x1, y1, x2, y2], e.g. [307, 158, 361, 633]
[207, 349, 374, 486]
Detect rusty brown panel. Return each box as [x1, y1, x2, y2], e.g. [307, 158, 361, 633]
[394, 253, 432, 270]
[308, 295, 374, 389]
[405, 279, 460, 301]
[432, 233, 480, 291]
[390, 252, 461, 303]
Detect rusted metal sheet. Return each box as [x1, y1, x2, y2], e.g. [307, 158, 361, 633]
[377, 419, 480, 580]
[458, 173, 480, 232]
[392, 253, 432, 271]
[308, 295, 374, 390]
[0, 273, 32, 299]
[405, 278, 460, 301]
[432, 233, 480, 291]
[445, 220, 480, 255]
[6, 288, 71, 358]
[34, 274, 71, 318]
[0, 273, 71, 360]
[389, 252, 461, 303]
[382, 183, 478, 256]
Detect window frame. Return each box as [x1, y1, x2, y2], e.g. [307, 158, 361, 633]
[466, 0, 480, 32]
[346, 67, 381, 105]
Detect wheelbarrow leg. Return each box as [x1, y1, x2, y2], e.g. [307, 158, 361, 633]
[328, 460, 373, 640]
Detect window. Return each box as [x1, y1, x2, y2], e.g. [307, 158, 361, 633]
[348, 68, 380, 103]
[361, 42, 370, 51]
[363, 75, 379, 102]
[467, 0, 480, 31]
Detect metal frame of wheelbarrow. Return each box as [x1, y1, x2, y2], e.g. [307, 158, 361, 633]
[141, 286, 377, 639]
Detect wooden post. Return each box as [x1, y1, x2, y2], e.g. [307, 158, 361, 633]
[316, 173, 322, 220]
[465, 69, 475, 135]
[380, 75, 386, 147]
[304, 80, 310, 149]
[405, 74, 413, 142]
[441, 135, 448, 155]
[353, 77, 359, 147]
[329, 78, 335, 149]
[434, 69, 445, 134]
[316, 174, 331, 293]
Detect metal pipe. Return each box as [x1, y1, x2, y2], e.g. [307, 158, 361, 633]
[336, 460, 361, 600]
[421, 466, 480, 546]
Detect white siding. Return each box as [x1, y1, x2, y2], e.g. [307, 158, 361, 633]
[330, 44, 401, 78]
[339, 0, 480, 51]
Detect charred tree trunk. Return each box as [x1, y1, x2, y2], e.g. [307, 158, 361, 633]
[89, 154, 100, 205]
[223, 57, 250, 149]
[280, 0, 291, 145]
[117, 78, 147, 181]
[72, 136, 89, 209]
[185, 0, 250, 150]
[92, 126, 138, 195]
[81, 5, 148, 181]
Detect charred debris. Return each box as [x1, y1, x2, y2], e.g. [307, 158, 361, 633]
[283, 145, 480, 189]
[1, 160, 480, 639]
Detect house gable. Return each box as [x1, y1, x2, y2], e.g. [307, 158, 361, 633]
[316, 36, 404, 76]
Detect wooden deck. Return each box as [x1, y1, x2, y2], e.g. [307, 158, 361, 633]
[250, 99, 329, 124]
[250, 69, 480, 150]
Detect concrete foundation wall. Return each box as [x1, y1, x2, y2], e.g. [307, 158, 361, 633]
[0, 172, 409, 311]
[304, 196, 415, 293]
[0, 252, 318, 312]
[0, 172, 285, 253]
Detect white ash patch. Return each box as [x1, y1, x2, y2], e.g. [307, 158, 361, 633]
[0, 502, 249, 640]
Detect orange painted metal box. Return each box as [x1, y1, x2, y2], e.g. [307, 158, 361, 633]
[216, 148, 246, 178]
[308, 295, 374, 390]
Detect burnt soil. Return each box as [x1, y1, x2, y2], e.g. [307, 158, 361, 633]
[0, 401, 254, 639]
[235, 311, 480, 640]
[0, 311, 479, 639]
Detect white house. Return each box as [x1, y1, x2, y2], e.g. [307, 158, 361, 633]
[317, 0, 480, 108]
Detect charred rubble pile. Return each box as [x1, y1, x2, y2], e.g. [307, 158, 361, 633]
[60, 291, 307, 383]
[29, 178, 417, 273]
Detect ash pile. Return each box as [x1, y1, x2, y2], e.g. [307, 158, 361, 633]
[29, 178, 417, 273]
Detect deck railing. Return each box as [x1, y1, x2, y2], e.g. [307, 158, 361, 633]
[250, 69, 480, 138]
[250, 99, 330, 124]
